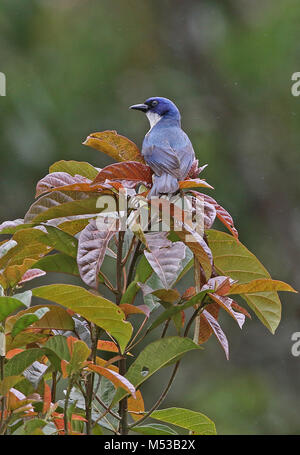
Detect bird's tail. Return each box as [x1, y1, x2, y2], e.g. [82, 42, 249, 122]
[148, 173, 179, 198]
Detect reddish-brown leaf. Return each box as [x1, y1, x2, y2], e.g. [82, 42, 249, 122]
[193, 192, 239, 238]
[92, 161, 152, 186]
[186, 160, 208, 179]
[209, 293, 245, 329]
[43, 382, 52, 414]
[197, 302, 220, 344]
[119, 304, 150, 318]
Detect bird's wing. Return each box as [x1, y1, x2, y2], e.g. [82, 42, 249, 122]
[143, 143, 182, 179]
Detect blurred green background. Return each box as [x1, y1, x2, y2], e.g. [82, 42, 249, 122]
[1, 0, 300, 434]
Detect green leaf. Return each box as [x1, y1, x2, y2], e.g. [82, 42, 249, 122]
[133, 423, 178, 435]
[112, 336, 201, 404]
[6, 305, 75, 333]
[44, 335, 70, 361]
[34, 253, 80, 276]
[24, 192, 103, 224]
[49, 160, 99, 180]
[32, 284, 132, 353]
[0, 240, 17, 260]
[13, 291, 32, 308]
[148, 290, 212, 332]
[151, 407, 216, 435]
[68, 340, 91, 374]
[0, 375, 23, 395]
[4, 347, 61, 376]
[24, 419, 47, 435]
[206, 229, 282, 334]
[11, 307, 50, 338]
[0, 296, 26, 322]
[39, 226, 78, 258]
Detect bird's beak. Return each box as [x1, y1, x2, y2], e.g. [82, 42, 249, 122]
[129, 103, 149, 112]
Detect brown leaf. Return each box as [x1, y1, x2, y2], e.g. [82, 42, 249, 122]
[209, 293, 245, 329]
[83, 130, 144, 163]
[231, 301, 252, 319]
[197, 303, 219, 344]
[119, 304, 150, 318]
[92, 161, 152, 186]
[193, 192, 239, 238]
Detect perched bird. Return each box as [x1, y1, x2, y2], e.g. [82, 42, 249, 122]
[130, 97, 195, 197]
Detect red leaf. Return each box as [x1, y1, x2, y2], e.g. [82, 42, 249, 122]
[187, 160, 208, 179]
[43, 382, 52, 414]
[198, 303, 219, 344]
[209, 293, 245, 329]
[194, 193, 238, 238]
[231, 301, 252, 319]
[61, 360, 69, 379]
[67, 336, 78, 356]
[92, 161, 152, 186]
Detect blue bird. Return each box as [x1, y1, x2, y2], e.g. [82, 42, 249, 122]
[130, 97, 195, 197]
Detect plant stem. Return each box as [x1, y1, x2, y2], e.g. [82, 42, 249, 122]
[85, 323, 99, 435]
[64, 377, 74, 435]
[51, 372, 57, 403]
[118, 357, 128, 435]
[0, 355, 5, 434]
[127, 239, 141, 285]
[94, 395, 121, 423]
[193, 256, 207, 343]
[116, 231, 125, 305]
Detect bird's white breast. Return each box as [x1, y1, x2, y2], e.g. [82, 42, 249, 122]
[146, 111, 162, 133]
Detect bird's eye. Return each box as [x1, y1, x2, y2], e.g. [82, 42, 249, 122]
[151, 100, 158, 107]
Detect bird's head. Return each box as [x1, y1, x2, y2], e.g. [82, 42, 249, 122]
[130, 97, 181, 128]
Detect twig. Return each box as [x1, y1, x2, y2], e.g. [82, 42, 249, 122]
[64, 377, 74, 435]
[129, 360, 180, 429]
[127, 240, 141, 285]
[125, 316, 148, 353]
[94, 395, 121, 423]
[161, 319, 171, 338]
